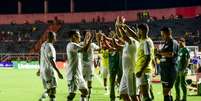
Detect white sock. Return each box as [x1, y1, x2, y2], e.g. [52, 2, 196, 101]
[42, 92, 48, 98]
[39, 91, 48, 100]
[50, 98, 56, 101]
[80, 96, 86, 101]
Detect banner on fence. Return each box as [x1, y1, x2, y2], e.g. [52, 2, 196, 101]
[0, 62, 13, 68]
[0, 61, 66, 69]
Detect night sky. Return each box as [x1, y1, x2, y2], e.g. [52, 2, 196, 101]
[0, 0, 201, 14]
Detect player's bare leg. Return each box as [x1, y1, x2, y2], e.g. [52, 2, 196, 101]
[39, 90, 48, 101]
[67, 93, 76, 101]
[79, 88, 88, 101]
[47, 88, 56, 101]
[150, 85, 154, 100]
[131, 95, 139, 101]
[163, 87, 173, 101]
[103, 78, 108, 92]
[121, 94, 131, 101]
[87, 81, 92, 101]
[140, 84, 152, 101]
[136, 95, 141, 101]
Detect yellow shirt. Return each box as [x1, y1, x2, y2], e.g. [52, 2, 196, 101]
[135, 38, 155, 73]
[100, 49, 109, 68]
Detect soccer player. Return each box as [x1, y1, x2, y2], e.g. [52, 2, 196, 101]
[66, 30, 91, 101]
[175, 38, 190, 101]
[115, 16, 139, 101]
[80, 30, 100, 100]
[100, 31, 124, 101]
[96, 32, 110, 94]
[100, 48, 110, 93]
[121, 18, 155, 101]
[97, 31, 123, 100]
[158, 27, 179, 101]
[37, 32, 63, 101]
[135, 23, 155, 101]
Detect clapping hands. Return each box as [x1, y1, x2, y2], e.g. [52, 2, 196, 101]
[115, 16, 126, 27]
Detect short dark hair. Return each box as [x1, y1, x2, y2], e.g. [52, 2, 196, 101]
[179, 37, 185, 42]
[68, 30, 79, 38]
[137, 23, 149, 34]
[160, 27, 172, 34]
[48, 32, 55, 39]
[82, 30, 91, 37]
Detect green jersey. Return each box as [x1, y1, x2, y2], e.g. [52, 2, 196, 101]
[177, 47, 190, 71]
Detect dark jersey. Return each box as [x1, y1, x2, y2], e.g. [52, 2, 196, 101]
[160, 38, 179, 64]
[177, 47, 190, 71]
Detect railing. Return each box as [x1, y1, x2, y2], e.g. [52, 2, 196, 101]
[0, 53, 66, 62]
[29, 23, 62, 54]
[0, 54, 9, 62]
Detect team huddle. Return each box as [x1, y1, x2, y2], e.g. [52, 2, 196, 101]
[36, 16, 190, 101]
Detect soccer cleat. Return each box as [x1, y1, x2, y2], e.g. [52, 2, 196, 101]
[87, 95, 90, 101]
[104, 87, 107, 91]
[50, 98, 56, 101]
[39, 92, 48, 101]
[38, 98, 45, 101]
[174, 99, 180, 101]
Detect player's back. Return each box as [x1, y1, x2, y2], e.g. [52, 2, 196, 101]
[122, 37, 139, 72]
[80, 42, 99, 67]
[66, 42, 82, 80]
[40, 41, 56, 80]
[67, 42, 80, 68]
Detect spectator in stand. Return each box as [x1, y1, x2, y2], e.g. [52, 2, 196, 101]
[101, 17, 105, 23]
[169, 14, 175, 19]
[97, 16, 101, 23]
[162, 16, 165, 20]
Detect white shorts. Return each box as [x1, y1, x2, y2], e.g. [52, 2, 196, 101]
[119, 75, 128, 95]
[101, 67, 109, 78]
[68, 78, 88, 93]
[42, 77, 57, 90]
[82, 67, 93, 81]
[120, 73, 136, 96]
[40, 69, 57, 89]
[136, 73, 152, 95]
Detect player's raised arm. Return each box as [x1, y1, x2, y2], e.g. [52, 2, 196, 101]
[115, 16, 123, 38]
[118, 16, 139, 41]
[112, 38, 124, 50]
[75, 31, 92, 52]
[96, 32, 111, 50]
[115, 16, 132, 45]
[102, 36, 115, 50]
[118, 25, 133, 44]
[124, 24, 138, 40]
[82, 31, 93, 51]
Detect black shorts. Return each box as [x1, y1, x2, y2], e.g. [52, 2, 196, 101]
[160, 62, 177, 88]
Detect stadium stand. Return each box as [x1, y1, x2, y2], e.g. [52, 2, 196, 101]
[0, 16, 200, 61]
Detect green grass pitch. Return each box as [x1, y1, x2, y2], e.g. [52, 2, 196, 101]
[0, 69, 201, 101]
